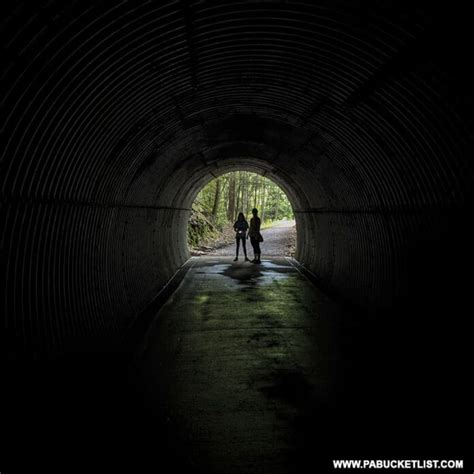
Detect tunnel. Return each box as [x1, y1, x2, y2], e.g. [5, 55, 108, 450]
[2, 1, 472, 472]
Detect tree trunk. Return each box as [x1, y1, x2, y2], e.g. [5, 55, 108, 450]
[273, 189, 279, 221]
[254, 175, 259, 209]
[211, 178, 221, 220]
[243, 172, 248, 216]
[236, 172, 242, 216]
[227, 174, 236, 221]
[261, 180, 266, 222]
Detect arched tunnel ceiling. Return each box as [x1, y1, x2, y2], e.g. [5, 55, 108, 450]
[1, 1, 474, 353]
[2, 1, 472, 205]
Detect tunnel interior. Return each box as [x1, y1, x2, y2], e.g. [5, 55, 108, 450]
[2, 1, 473, 469]
[2, 2, 473, 355]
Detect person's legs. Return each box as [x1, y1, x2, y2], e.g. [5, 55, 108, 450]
[250, 238, 258, 262]
[255, 240, 261, 263]
[242, 238, 249, 261]
[234, 237, 240, 261]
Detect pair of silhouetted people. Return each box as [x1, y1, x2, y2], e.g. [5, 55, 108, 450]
[233, 208, 262, 263]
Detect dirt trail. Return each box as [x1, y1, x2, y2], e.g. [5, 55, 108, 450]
[209, 219, 296, 257]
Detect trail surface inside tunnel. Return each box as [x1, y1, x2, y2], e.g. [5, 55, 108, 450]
[135, 256, 346, 473]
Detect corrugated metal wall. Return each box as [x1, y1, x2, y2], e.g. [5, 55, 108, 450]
[1, 1, 473, 356]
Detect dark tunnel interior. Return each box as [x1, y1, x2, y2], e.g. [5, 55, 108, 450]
[1, 1, 473, 471]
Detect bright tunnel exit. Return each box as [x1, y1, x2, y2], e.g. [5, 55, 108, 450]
[188, 171, 296, 257]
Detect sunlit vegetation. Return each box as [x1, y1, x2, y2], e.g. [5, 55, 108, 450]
[188, 171, 293, 248]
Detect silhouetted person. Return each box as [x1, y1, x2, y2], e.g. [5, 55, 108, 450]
[233, 212, 250, 261]
[249, 208, 262, 263]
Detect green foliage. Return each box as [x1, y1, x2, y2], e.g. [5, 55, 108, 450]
[188, 171, 294, 247]
[188, 210, 216, 247]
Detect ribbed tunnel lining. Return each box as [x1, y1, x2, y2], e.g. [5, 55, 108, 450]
[1, 1, 473, 354]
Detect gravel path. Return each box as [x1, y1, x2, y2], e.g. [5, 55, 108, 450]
[210, 219, 296, 257]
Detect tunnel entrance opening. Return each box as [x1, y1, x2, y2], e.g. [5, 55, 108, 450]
[187, 170, 296, 258]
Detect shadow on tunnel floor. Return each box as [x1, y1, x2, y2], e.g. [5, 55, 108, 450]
[3, 254, 472, 473]
[3, 331, 471, 473]
[4, 350, 470, 474]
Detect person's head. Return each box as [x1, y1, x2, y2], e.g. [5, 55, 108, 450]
[237, 212, 245, 221]
[252, 208, 258, 216]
